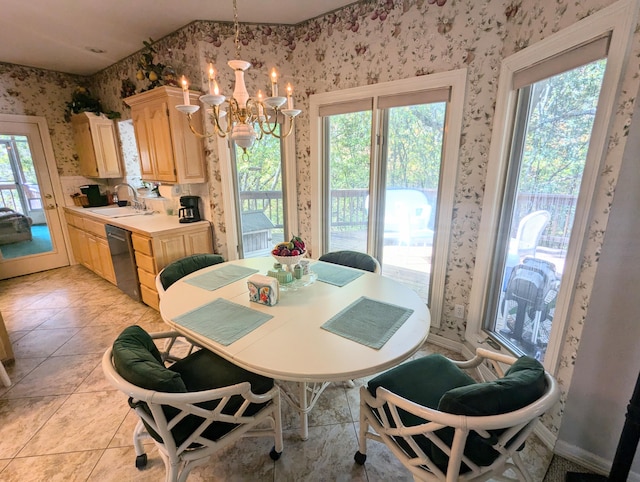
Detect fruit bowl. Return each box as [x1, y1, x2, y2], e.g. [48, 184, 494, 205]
[272, 253, 305, 269]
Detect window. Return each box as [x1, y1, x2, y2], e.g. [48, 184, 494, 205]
[232, 128, 288, 258]
[487, 59, 606, 362]
[219, 123, 297, 260]
[467, 0, 636, 370]
[311, 71, 466, 326]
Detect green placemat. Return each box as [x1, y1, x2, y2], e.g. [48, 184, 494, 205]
[312, 261, 365, 287]
[321, 296, 414, 349]
[184, 264, 259, 291]
[174, 298, 273, 346]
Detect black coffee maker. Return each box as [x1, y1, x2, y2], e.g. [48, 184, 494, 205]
[178, 196, 201, 223]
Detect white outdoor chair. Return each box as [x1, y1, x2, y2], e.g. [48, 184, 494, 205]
[102, 326, 282, 482]
[510, 210, 551, 259]
[355, 348, 559, 482]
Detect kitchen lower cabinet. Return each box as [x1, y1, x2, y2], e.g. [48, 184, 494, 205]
[132, 226, 212, 310]
[64, 208, 213, 310]
[64, 212, 116, 285]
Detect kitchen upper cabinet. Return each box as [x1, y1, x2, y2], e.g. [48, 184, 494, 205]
[71, 112, 123, 178]
[124, 86, 206, 184]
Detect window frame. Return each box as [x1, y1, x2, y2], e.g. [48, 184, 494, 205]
[466, 0, 637, 373]
[310, 70, 467, 327]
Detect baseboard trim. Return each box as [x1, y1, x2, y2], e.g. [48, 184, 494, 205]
[554, 440, 640, 481]
[534, 421, 556, 451]
[425, 333, 463, 353]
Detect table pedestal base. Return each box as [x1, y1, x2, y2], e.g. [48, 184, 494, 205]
[277, 381, 331, 440]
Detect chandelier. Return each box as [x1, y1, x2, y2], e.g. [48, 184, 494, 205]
[175, 0, 301, 152]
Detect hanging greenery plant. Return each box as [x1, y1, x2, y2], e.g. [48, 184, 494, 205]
[64, 86, 120, 122]
[135, 38, 179, 93]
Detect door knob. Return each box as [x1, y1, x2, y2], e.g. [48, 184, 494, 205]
[45, 194, 53, 199]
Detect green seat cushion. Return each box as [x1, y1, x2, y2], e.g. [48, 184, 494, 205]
[318, 250, 378, 273]
[160, 253, 225, 290]
[366, 354, 476, 466]
[367, 354, 476, 414]
[112, 325, 186, 393]
[434, 356, 547, 469]
[162, 349, 274, 445]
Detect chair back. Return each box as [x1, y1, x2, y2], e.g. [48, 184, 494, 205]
[319, 250, 381, 274]
[156, 253, 225, 295]
[514, 210, 550, 258]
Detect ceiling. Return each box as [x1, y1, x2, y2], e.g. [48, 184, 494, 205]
[1, 0, 357, 76]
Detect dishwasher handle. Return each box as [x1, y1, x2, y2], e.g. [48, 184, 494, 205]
[107, 231, 127, 243]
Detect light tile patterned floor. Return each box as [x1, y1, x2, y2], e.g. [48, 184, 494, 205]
[0, 265, 552, 481]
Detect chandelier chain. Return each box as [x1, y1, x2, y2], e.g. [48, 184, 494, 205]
[233, 0, 240, 59]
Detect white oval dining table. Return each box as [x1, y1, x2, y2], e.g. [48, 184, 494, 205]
[159, 256, 430, 439]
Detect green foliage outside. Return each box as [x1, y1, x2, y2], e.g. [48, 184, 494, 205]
[0, 136, 36, 184]
[234, 124, 285, 233]
[235, 125, 282, 193]
[517, 59, 606, 196]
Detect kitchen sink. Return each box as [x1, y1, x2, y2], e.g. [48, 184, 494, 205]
[86, 206, 151, 218]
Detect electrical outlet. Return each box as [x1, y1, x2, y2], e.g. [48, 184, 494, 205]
[454, 304, 465, 319]
[172, 184, 182, 196]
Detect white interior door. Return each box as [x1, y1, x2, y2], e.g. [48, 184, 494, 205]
[0, 115, 69, 279]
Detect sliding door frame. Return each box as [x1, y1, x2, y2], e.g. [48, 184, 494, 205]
[310, 69, 467, 327]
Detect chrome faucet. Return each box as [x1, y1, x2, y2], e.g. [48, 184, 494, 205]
[113, 183, 138, 205]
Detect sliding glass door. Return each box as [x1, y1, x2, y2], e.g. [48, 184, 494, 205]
[325, 110, 372, 253]
[320, 83, 453, 308]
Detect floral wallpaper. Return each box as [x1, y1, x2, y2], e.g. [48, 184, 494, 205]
[1, 0, 639, 447]
[0, 63, 81, 177]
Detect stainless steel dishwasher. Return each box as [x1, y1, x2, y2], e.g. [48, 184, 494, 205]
[105, 224, 141, 301]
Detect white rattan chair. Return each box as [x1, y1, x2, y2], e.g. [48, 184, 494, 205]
[355, 348, 559, 482]
[102, 326, 282, 482]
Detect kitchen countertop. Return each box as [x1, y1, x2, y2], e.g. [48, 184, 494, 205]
[63, 206, 211, 236]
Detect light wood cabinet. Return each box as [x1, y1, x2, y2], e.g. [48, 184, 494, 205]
[64, 211, 116, 285]
[132, 226, 212, 310]
[71, 112, 123, 178]
[124, 86, 206, 184]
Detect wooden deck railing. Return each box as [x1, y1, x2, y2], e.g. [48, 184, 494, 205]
[239, 189, 577, 250]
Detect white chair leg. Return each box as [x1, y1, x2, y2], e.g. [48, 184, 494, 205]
[0, 360, 11, 387]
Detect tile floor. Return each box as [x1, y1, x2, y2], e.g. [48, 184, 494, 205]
[0, 265, 552, 481]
